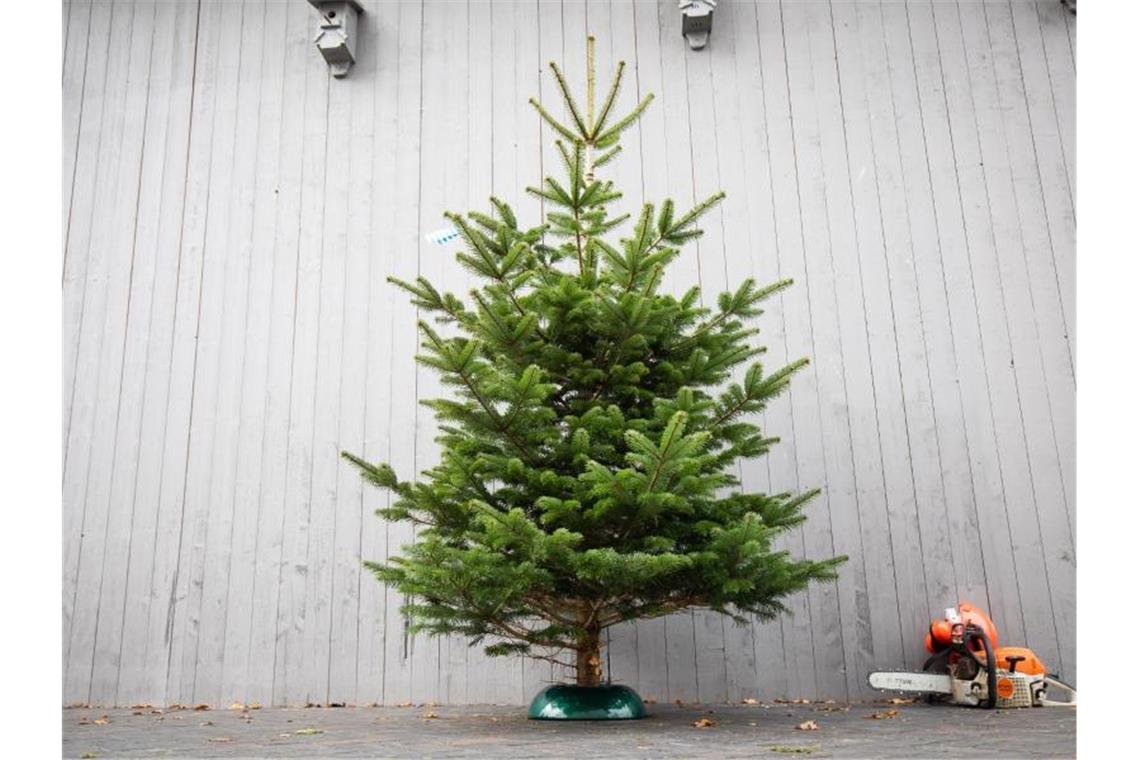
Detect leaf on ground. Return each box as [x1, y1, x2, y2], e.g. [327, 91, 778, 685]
[193, 704, 211, 711]
[81, 753, 99, 759]
[199, 721, 214, 726]
[247, 703, 263, 710]
[229, 702, 246, 710]
[692, 717, 717, 728]
[885, 698, 915, 705]
[93, 717, 110, 726]
[770, 744, 820, 755]
[423, 712, 440, 719]
[864, 709, 899, 720]
[295, 728, 324, 735]
[207, 737, 232, 743]
[795, 720, 819, 731]
[396, 701, 414, 708]
[129, 704, 152, 710]
[743, 698, 760, 705]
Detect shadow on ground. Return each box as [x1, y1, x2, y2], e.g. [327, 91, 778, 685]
[63, 700, 1075, 758]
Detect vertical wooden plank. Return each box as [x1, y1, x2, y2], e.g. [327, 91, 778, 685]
[63, 0, 110, 446]
[165, 0, 252, 705]
[682, 0, 732, 707]
[272, 0, 332, 705]
[514, 0, 548, 703]
[599, 0, 644, 694]
[299, 0, 357, 703]
[794, 0, 890, 700]
[325, 0, 379, 707]
[704, 0, 766, 703]
[728, 0, 789, 702]
[774, 0, 861, 700]
[903, 0, 1003, 624]
[114, 0, 200, 707]
[654, 0, 700, 705]
[217, 0, 289, 707]
[189, 0, 269, 706]
[953, 0, 1063, 671]
[979, 0, 1073, 678]
[356, 0, 402, 706]
[1034, 2, 1074, 217]
[62, 2, 123, 696]
[64, 0, 154, 705]
[63, 0, 92, 246]
[145, 0, 222, 708]
[1000, 0, 1076, 536]
[408, 0, 453, 706]
[923, 0, 1028, 653]
[825, 0, 905, 698]
[244, 0, 309, 708]
[87, 0, 170, 706]
[628, 0, 671, 703]
[876, 0, 974, 664]
[431, 0, 474, 706]
[375, 0, 423, 706]
[1011, 3, 1078, 541]
[751, 1, 820, 700]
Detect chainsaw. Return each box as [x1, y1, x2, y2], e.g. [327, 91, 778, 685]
[868, 603, 1076, 709]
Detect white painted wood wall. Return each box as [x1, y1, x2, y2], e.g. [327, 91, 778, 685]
[63, 0, 1076, 707]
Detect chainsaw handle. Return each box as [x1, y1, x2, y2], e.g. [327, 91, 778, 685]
[1004, 655, 1026, 673]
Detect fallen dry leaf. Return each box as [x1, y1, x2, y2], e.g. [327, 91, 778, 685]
[770, 744, 820, 755]
[132, 711, 143, 716]
[692, 717, 717, 728]
[864, 709, 899, 720]
[295, 727, 324, 735]
[247, 703, 262, 710]
[885, 697, 915, 705]
[423, 712, 439, 719]
[796, 720, 819, 731]
[129, 704, 152, 710]
[193, 704, 211, 711]
[207, 737, 232, 743]
[93, 717, 110, 726]
[743, 697, 760, 705]
[229, 702, 245, 710]
[396, 701, 414, 708]
[81, 753, 99, 759]
[199, 721, 214, 727]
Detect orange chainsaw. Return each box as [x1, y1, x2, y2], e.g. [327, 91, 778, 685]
[868, 602, 1076, 709]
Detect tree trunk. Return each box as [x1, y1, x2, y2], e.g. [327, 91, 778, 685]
[575, 627, 603, 687]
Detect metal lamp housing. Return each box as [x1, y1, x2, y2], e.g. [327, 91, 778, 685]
[679, 0, 716, 50]
[308, 0, 363, 78]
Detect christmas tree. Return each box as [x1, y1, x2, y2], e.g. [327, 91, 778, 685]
[344, 38, 844, 689]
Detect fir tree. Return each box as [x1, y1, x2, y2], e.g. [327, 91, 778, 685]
[344, 37, 844, 689]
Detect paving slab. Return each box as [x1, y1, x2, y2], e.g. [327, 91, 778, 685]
[63, 701, 1075, 758]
